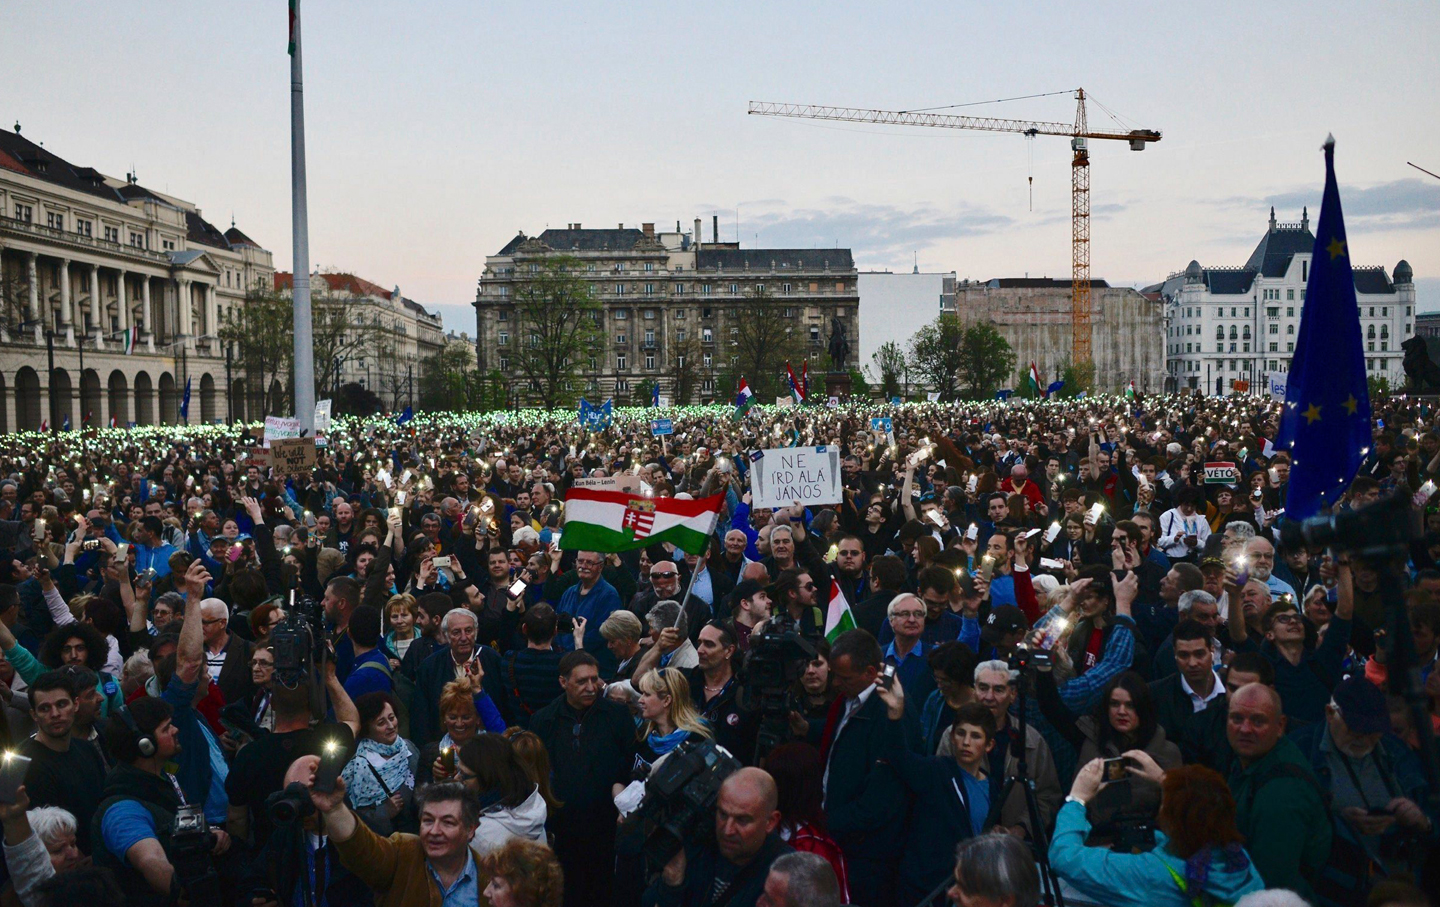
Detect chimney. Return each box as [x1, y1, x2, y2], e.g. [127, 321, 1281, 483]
[642, 223, 655, 238]
[574, 222, 580, 229]
[694, 218, 703, 250]
[618, 223, 624, 230]
[713, 215, 720, 244]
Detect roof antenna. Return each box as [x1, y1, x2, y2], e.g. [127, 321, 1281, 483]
[231, 211, 236, 229]
[12, 122, 18, 134]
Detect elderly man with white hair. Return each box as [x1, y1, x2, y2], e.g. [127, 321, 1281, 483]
[198, 597, 253, 704]
[1244, 536, 1296, 601]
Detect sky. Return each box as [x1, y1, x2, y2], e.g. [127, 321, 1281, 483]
[5, 1, 1438, 335]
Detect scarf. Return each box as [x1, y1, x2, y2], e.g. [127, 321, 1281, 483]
[645, 726, 692, 757]
[340, 737, 414, 809]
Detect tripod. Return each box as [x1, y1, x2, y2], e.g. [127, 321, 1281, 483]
[914, 671, 1064, 907]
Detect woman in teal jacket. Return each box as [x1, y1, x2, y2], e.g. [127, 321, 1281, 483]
[1050, 754, 1265, 907]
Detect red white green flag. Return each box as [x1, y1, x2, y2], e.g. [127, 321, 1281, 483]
[288, 0, 298, 55]
[824, 577, 856, 643]
[558, 488, 722, 555]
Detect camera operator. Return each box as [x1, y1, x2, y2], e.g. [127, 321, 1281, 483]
[644, 767, 792, 907]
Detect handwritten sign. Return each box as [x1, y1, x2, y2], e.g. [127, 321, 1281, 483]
[264, 415, 302, 445]
[246, 447, 272, 469]
[749, 446, 842, 509]
[269, 438, 317, 474]
[314, 399, 333, 432]
[1203, 462, 1239, 485]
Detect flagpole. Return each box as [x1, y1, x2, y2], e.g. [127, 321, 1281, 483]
[290, 0, 316, 433]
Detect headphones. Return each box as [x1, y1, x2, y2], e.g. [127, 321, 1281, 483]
[116, 706, 157, 758]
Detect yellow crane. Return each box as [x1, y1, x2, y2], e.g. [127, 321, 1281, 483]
[748, 89, 1160, 367]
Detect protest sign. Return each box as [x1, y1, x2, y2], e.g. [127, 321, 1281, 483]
[314, 399, 332, 432]
[1203, 461, 1239, 484]
[1268, 375, 1287, 401]
[749, 446, 842, 509]
[264, 415, 302, 445]
[270, 438, 317, 474]
[869, 417, 893, 433]
[247, 447, 272, 470]
[651, 419, 674, 436]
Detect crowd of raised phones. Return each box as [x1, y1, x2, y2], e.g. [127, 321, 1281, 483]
[0, 394, 1432, 907]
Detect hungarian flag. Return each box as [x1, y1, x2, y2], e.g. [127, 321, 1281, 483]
[1025, 362, 1044, 398]
[39, 419, 48, 432]
[288, 0, 298, 54]
[733, 378, 755, 420]
[800, 360, 810, 399]
[823, 577, 856, 643]
[559, 488, 723, 555]
[123, 326, 136, 355]
[109, 414, 118, 428]
[785, 361, 806, 404]
[1125, 379, 1136, 400]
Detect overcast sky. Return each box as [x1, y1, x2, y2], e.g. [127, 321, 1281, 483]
[6, 1, 1437, 333]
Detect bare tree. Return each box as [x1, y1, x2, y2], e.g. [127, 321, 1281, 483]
[511, 255, 604, 409]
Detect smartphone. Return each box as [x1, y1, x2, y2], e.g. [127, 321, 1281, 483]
[1039, 557, 1067, 571]
[1087, 502, 1105, 523]
[977, 556, 995, 584]
[82, 538, 102, 552]
[1022, 527, 1043, 541]
[880, 663, 897, 690]
[1102, 756, 1129, 784]
[139, 567, 158, 583]
[0, 752, 32, 804]
[117, 543, 130, 560]
[1044, 522, 1062, 545]
[1420, 480, 1437, 500]
[440, 745, 456, 775]
[966, 475, 978, 494]
[313, 743, 344, 793]
[1268, 467, 1280, 485]
[925, 509, 947, 528]
[509, 578, 528, 597]
[395, 490, 407, 506]
[964, 524, 979, 542]
[433, 556, 452, 570]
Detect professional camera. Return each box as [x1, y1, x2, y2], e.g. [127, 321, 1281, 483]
[1008, 644, 1052, 673]
[170, 804, 222, 902]
[630, 738, 743, 867]
[271, 590, 327, 687]
[267, 781, 318, 827]
[739, 608, 819, 760]
[1278, 490, 1419, 557]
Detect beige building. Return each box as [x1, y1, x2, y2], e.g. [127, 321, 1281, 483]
[474, 220, 859, 403]
[0, 125, 273, 429]
[275, 271, 446, 411]
[948, 278, 1166, 392]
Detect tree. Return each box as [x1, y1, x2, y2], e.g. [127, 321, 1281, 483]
[219, 288, 292, 418]
[908, 314, 967, 402]
[1056, 360, 1095, 398]
[667, 333, 704, 406]
[723, 286, 806, 403]
[956, 323, 1015, 399]
[848, 368, 871, 400]
[868, 340, 907, 400]
[336, 382, 382, 417]
[419, 343, 478, 411]
[511, 256, 603, 409]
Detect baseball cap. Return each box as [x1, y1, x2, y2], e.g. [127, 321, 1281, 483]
[981, 605, 1028, 645]
[1332, 674, 1391, 736]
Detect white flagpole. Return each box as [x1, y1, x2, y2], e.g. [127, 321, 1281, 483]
[290, 0, 316, 433]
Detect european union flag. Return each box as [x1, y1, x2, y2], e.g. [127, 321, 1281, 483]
[579, 398, 612, 429]
[1276, 137, 1370, 519]
[395, 405, 414, 427]
[1047, 380, 1066, 396]
[179, 377, 192, 423]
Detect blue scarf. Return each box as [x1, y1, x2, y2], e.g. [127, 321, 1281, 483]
[340, 737, 413, 808]
[646, 727, 692, 757]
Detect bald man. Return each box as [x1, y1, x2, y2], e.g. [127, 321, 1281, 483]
[1225, 683, 1331, 899]
[647, 767, 793, 907]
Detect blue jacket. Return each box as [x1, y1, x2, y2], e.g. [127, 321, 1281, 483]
[1049, 800, 1265, 907]
[556, 577, 621, 653]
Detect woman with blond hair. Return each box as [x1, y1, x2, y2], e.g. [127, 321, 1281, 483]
[634, 667, 711, 766]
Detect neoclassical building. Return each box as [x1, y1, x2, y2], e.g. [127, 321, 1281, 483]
[0, 125, 273, 430]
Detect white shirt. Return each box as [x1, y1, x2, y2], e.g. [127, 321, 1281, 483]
[822, 683, 875, 796]
[1180, 670, 1225, 713]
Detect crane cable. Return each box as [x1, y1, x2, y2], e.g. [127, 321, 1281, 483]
[900, 88, 1074, 114]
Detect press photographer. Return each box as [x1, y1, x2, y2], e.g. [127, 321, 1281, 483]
[643, 766, 792, 907]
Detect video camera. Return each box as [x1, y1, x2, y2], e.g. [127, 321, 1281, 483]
[1278, 490, 1419, 558]
[271, 589, 327, 688]
[170, 803, 222, 903]
[739, 608, 819, 760]
[628, 738, 742, 867]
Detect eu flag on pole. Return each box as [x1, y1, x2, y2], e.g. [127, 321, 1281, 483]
[395, 405, 414, 426]
[179, 378, 192, 423]
[1275, 136, 1370, 519]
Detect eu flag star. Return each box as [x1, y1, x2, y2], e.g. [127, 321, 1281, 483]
[1343, 395, 1358, 415]
[1303, 403, 1323, 424]
[1326, 237, 1347, 260]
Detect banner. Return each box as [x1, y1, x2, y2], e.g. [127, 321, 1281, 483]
[314, 399, 333, 431]
[650, 419, 674, 436]
[270, 437, 317, 474]
[1203, 461, 1240, 485]
[263, 415, 302, 445]
[748, 446, 842, 509]
[869, 417, 893, 433]
[1267, 375, 1287, 401]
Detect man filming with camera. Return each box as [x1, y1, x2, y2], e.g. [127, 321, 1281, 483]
[644, 767, 792, 907]
[91, 560, 231, 906]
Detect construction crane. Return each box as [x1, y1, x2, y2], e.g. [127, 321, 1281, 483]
[748, 89, 1160, 367]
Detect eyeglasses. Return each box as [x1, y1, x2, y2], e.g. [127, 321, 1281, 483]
[1271, 613, 1302, 625]
[891, 610, 926, 620]
[650, 572, 677, 579]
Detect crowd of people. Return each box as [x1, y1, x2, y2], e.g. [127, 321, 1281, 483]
[0, 392, 1433, 907]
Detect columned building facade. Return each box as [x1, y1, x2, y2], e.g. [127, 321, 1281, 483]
[1153, 208, 1415, 395]
[0, 126, 273, 429]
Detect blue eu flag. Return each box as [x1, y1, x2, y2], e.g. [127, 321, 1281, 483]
[1276, 137, 1370, 519]
[394, 405, 414, 427]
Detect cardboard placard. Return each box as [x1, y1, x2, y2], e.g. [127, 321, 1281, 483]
[749, 446, 842, 509]
[270, 438, 317, 474]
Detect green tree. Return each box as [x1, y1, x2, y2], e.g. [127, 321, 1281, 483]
[219, 288, 292, 417]
[956, 323, 1015, 399]
[868, 340, 907, 400]
[848, 368, 871, 400]
[1367, 374, 1390, 399]
[511, 255, 604, 409]
[723, 286, 806, 403]
[908, 314, 967, 402]
[1056, 361, 1095, 398]
[419, 343, 478, 411]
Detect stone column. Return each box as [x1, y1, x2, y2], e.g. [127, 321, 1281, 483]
[58, 258, 74, 345]
[117, 271, 129, 336]
[26, 252, 40, 341]
[177, 277, 193, 348]
[206, 284, 217, 342]
[91, 264, 102, 349]
[141, 277, 154, 351]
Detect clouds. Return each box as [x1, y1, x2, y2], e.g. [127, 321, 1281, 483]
[719, 197, 1015, 269]
[1221, 178, 1440, 232]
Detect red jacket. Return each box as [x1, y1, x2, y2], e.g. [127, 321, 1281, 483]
[786, 820, 850, 903]
[1000, 478, 1045, 513]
